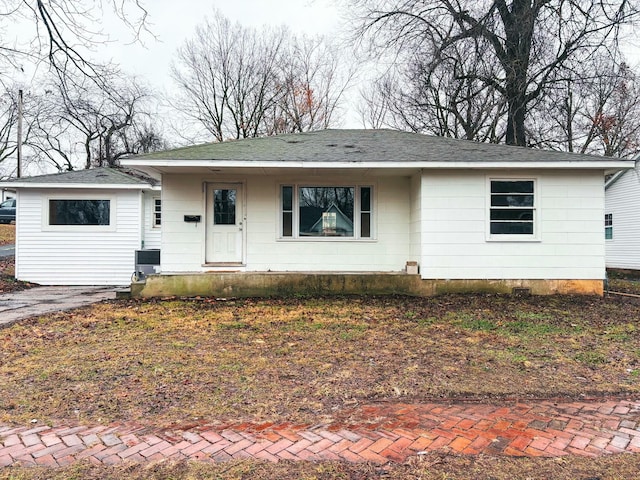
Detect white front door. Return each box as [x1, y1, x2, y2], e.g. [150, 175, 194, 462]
[206, 184, 244, 264]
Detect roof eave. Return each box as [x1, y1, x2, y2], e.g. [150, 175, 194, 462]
[0, 182, 155, 190]
[120, 159, 635, 170]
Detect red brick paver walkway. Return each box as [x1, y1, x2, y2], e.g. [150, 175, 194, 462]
[1, 398, 639, 467]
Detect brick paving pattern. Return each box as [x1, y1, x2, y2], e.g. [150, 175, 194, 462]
[1, 399, 639, 467]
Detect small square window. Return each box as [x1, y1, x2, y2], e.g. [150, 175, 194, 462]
[489, 180, 535, 237]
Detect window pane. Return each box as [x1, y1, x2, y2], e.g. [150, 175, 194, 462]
[491, 194, 534, 207]
[605, 227, 613, 240]
[154, 199, 161, 226]
[490, 180, 535, 236]
[491, 181, 534, 194]
[299, 187, 354, 237]
[49, 200, 110, 225]
[282, 186, 293, 211]
[490, 222, 534, 235]
[361, 212, 371, 238]
[214, 189, 236, 225]
[360, 187, 371, 212]
[490, 209, 534, 221]
[283, 212, 292, 237]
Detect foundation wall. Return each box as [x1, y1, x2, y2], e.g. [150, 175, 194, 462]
[131, 274, 604, 298]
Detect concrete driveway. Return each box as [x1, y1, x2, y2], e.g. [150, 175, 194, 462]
[0, 286, 117, 328]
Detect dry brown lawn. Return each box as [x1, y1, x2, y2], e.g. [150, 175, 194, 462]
[0, 224, 14, 245]
[2, 294, 640, 479]
[1, 294, 639, 428]
[608, 277, 640, 296]
[0, 245, 33, 293]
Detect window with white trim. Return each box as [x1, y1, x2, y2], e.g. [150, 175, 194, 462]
[489, 180, 535, 236]
[281, 185, 373, 239]
[49, 199, 111, 226]
[153, 198, 162, 227]
[605, 213, 612, 240]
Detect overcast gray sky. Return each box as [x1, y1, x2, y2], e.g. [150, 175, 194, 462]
[103, 0, 639, 127]
[107, 0, 347, 85]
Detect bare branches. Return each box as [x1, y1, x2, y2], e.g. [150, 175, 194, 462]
[349, 0, 640, 146]
[0, 1, 151, 87]
[359, 36, 507, 142]
[171, 11, 353, 142]
[25, 68, 164, 171]
[530, 57, 640, 158]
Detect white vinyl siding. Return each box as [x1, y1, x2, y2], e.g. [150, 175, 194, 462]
[15, 188, 142, 285]
[142, 192, 161, 250]
[409, 173, 422, 264]
[605, 166, 640, 269]
[420, 170, 604, 280]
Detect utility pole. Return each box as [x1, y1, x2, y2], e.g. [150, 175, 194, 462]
[17, 89, 23, 178]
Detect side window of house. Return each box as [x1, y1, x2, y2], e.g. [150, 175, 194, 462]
[489, 180, 535, 236]
[605, 213, 612, 240]
[49, 200, 110, 226]
[153, 198, 162, 227]
[281, 185, 373, 239]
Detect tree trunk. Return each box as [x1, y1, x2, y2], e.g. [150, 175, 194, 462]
[506, 92, 528, 146]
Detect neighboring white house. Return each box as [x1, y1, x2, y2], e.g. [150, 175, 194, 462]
[1, 188, 15, 202]
[120, 129, 633, 296]
[604, 158, 640, 271]
[0, 168, 161, 285]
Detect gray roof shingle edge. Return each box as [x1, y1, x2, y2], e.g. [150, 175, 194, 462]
[0, 167, 158, 186]
[127, 129, 620, 164]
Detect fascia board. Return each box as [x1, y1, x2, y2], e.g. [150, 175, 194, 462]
[0, 182, 154, 190]
[121, 159, 635, 170]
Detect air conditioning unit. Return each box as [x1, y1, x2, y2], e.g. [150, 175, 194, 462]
[134, 249, 161, 281]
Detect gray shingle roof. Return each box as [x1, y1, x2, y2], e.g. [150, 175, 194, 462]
[130, 129, 616, 164]
[2, 167, 157, 186]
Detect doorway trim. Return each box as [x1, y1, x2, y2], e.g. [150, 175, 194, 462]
[204, 181, 246, 266]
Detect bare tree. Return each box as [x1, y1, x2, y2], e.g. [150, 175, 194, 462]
[171, 11, 353, 142]
[171, 13, 285, 142]
[360, 40, 507, 142]
[530, 57, 640, 158]
[29, 68, 163, 170]
[264, 35, 354, 135]
[0, 1, 151, 87]
[349, 0, 640, 146]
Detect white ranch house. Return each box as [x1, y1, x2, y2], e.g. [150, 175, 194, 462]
[117, 129, 631, 297]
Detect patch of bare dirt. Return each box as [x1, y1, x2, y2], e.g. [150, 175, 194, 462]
[0, 256, 35, 293]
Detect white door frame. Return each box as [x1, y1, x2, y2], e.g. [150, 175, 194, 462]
[205, 182, 245, 264]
